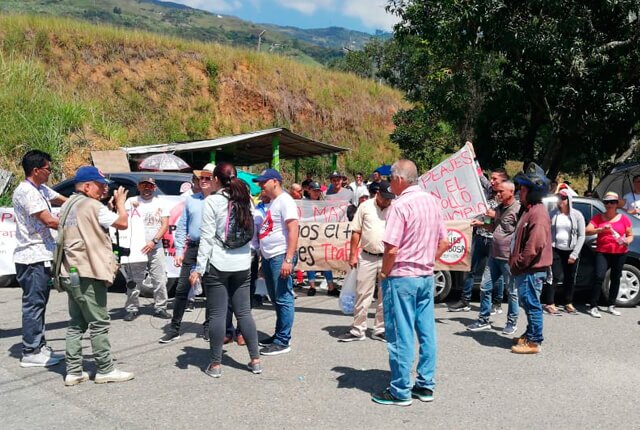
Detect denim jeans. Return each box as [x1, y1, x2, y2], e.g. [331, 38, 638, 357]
[15, 262, 52, 355]
[262, 253, 297, 346]
[306, 271, 333, 283]
[514, 272, 545, 343]
[478, 257, 518, 325]
[382, 275, 437, 400]
[461, 235, 492, 302]
[592, 252, 626, 306]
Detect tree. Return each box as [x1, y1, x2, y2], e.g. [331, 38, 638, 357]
[386, 0, 640, 177]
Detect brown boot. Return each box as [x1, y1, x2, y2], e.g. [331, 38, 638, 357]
[235, 334, 246, 346]
[512, 335, 527, 346]
[511, 341, 541, 354]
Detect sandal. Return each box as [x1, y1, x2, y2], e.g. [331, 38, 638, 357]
[565, 304, 577, 314]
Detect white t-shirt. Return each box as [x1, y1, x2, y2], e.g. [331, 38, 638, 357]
[125, 196, 169, 246]
[258, 192, 299, 259]
[325, 187, 354, 202]
[623, 192, 640, 218]
[12, 181, 60, 264]
[554, 213, 573, 251]
[348, 182, 370, 206]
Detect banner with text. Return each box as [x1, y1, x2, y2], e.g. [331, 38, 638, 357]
[418, 142, 488, 220]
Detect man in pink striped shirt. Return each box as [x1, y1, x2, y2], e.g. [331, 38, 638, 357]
[372, 159, 449, 407]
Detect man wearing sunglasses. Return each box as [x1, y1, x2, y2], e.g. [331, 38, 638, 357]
[13, 150, 67, 368]
[622, 174, 640, 219]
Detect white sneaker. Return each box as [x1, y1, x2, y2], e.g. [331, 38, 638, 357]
[588, 306, 602, 318]
[607, 306, 621, 316]
[94, 368, 135, 384]
[20, 351, 64, 368]
[64, 371, 90, 386]
[41, 345, 65, 361]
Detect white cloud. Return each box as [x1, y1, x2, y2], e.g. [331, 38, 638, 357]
[274, 0, 335, 15]
[342, 0, 399, 31]
[165, 0, 242, 13]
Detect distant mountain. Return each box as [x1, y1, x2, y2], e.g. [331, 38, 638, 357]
[0, 0, 382, 65]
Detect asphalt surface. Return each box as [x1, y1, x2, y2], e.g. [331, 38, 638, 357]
[1, 286, 638, 430]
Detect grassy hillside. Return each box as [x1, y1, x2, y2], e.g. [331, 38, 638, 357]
[0, 15, 406, 202]
[0, 0, 377, 66]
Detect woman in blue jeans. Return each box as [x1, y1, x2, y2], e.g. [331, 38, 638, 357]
[190, 162, 261, 378]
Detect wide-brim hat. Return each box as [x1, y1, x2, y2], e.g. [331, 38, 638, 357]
[192, 163, 215, 178]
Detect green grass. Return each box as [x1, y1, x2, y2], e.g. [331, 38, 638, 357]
[0, 14, 406, 199]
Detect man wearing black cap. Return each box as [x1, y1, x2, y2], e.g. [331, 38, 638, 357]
[326, 171, 354, 203]
[252, 168, 300, 356]
[121, 176, 170, 321]
[339, 181, 394, 342]
[58, 166, 134, 385]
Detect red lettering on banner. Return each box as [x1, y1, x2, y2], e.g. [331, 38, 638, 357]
[321, 241, 351, 262]
[1, 212, 14, 222]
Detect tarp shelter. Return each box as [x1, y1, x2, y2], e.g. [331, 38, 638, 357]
[120, 128, 348, 179]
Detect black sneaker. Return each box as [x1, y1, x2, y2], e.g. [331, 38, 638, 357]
[258, 335, 275, 347]
[185, 301, 195, 312]
[259, 344, 291, 356]
[202, 325, 210, 342]
[448, 300, 471, 312]
[123, 311, 138, 322]
[327, 288, 340, 297]
[371, 388, 412, 406]
[371, 332, 386, 342]
[159, 331, 180, 344]
[411, 386, 434, 402]
[154, 309, 171, 319]
[337, 332, 366, 342]
[307, 287, 317, 297]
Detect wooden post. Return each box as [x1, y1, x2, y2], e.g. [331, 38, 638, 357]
[294, 158, 300, 182]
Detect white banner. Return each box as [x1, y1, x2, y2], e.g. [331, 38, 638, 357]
[418, 142, 488, 220]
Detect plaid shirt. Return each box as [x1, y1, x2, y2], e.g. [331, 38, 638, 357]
[383, 185, 447, 277]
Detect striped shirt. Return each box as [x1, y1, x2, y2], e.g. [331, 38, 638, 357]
[383, 185, 447, 277]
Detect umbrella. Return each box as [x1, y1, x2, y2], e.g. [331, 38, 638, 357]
[237, 170, 261, 195]
[593, 163, 640, 198]
[139, 153, 190, 171]
[375, 164, 392, 176]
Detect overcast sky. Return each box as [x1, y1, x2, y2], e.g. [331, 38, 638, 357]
[162, 0, 399, 33]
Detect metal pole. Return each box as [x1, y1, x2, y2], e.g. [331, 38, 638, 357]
[257, 30, 266, 52]
[271, 136, 280, 171]
[294, 158, 300, 182]
[331, 154, 337, 171]
[210, 151, 216, 164]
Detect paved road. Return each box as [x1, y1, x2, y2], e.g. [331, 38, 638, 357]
[0, 287, 638, 430]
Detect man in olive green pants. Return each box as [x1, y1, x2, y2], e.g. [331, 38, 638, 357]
[59, 166, 134, 386]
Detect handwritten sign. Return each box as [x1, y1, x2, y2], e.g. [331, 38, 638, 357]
[297, 222, 354, 271]
[435, 220, 471, 271]
[419, 142, 488, 220]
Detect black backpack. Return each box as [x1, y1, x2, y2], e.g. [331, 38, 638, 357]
[215, 195, 254, 249]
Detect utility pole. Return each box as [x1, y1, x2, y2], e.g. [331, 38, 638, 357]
[257, 30, 266, 52]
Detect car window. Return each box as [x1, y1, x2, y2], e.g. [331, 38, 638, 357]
[154, 179, 187, 196]
[54, 182, 76, 198]
[109, 179, 138, 197]
[573, 202, 593, 224]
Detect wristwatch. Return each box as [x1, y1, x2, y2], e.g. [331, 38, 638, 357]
[285, 257, 293, 264]
[152, 238, 159, 244]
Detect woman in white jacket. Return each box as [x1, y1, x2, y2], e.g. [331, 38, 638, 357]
[543, 189, 586, 314]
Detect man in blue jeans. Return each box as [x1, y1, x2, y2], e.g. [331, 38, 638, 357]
[253, 169, 299, 356]
[372, 160, 449, 406]
[467, 181, 520, 335]
[510, 163, 552, 354]
[449, 168, 508, 312]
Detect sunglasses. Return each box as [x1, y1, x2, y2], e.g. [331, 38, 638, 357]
[604, 200, 617, 205]
[199, 176, 212, 181]
[558, 195, 568, 201]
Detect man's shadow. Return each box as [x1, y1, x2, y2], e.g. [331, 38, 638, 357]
[447, 317, 514, 349]
[175, 346, 248, 372]
[332, 366, 390, 394]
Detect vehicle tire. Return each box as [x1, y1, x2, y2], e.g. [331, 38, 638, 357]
[602, 263, 640, 307]
[434, 270, 452, 303]
[0, 275, 17, 288]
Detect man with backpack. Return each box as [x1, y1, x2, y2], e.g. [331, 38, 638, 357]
[253, 169, 300, 356]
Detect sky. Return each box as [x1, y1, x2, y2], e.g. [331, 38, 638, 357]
[163, 0, 400, 34]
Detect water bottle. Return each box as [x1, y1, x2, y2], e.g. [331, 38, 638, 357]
[113, 250, 120, 264]
[69, 267, 81, 288]
[609, 227, 626, 246]
[190, 265, 203, 296]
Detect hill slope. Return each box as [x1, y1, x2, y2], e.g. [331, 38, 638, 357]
[0, 0, 377, 65]
[0, 15, 406, 195]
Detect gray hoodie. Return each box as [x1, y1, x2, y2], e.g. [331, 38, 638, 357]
[549, 193, 586, 260]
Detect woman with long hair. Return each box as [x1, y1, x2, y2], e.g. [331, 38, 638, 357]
[584, 191, 633, 318]
[189, 162, 261, 377]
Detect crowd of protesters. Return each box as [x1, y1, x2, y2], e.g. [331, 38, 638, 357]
[11, 149, 636, 406]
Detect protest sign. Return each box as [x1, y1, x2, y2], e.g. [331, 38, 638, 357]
[435, 220, 472, 271]
[296, 199, 350, 223]
[0, 208, 17, 276]
[419, 142, 488, 220]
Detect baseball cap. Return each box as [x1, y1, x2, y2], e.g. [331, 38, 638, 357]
[193, 163, 215, 178]
[369, 181, 395, 199]
[252, 168, 283, 183]
[329, 171, 346, 180]
[138, 176, 156, 185]
[602, 191, 619, 202]
[308, 181, 321, 191]
[73, 166, 109, 184]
